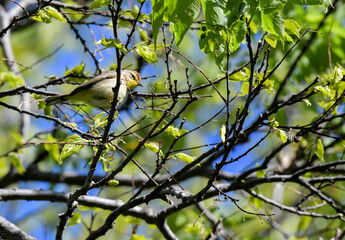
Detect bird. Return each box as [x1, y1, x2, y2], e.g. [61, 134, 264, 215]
[46, 70, 141, 109]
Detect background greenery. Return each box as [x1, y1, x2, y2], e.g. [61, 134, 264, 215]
[1, 0, 345, 239]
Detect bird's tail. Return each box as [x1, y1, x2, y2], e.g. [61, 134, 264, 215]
[46, 95, 68, 106]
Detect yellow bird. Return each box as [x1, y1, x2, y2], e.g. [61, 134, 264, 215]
[46, 70, 141, 109]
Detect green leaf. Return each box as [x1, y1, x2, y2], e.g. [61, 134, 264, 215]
[239, 81, 249, 96]
[0, 72, 24, 88]
[314, 86, 335, 99]
[165, 125, 188, 138]
[228, 70, 247, 81]
[144, 142, 160, 153]
[10, 132, 22, 147]
[331, 66, 345, 85]
[131, 234, 149, 240]
[44, 134, 60, 163]
[65, 62, 87, 83]
[220, 125, 226, 142]
[269, 118, 279, 128]
[173, 153, 196, 163]
[225, 0, 246, 28]
[276, 129, 287, 143]
[228, 20, 246, 52]
[68, 212, 81, 226]
[58, 134, 88, 164]
[285, 19, 302, 38]
[261, 11, 285, 38]
[201, 0, 227, 26]
[256, 163, 265, 178]
[170, 0, 201, 46]
[145, 142, 164, 157]
[289, 0, 323, 5]
[35, 9, 51, 23]
[246, 0, 259, 16]
[108, 180, 119, 186]
[44, 106, 53, 117]
[90, 0, 111, 9]
[264, 34, 279, 48]
[95, 36, 128, 53]
[316, 139, 324, 161]
[94, 112, 108, 128]
[135, 45, 158, 64]
[302, 99, 312, 106]
[44, 6, 66, 23]
[150, 0, 169, 47]
[259, 0, 285, 14]
[9, 152, 25, 175]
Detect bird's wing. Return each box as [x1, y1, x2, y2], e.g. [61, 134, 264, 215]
[68, 71, 117, 96]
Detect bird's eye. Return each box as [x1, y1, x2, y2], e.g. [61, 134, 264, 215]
[130, 73, 136, 80]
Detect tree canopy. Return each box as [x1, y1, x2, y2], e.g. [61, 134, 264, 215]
[1, 0, 345, 239]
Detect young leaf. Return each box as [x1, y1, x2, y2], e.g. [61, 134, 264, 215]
[108, 180, 119, 186]
[285, 19, 301, 38]
[239, 81, 249, 96]
[264, 34, 279, 48]
[276, 129, 287, 143]
[314, 86, 335, 99]
[144, 142, 160, 153]
[65, 62, 87, 83]
[94, 112, 108, 128]
[58, 134, 88, 164]
[173, 153, 196, 164]
[44, 6, 66, 23]
[9, 152, 25, 175]
[316, 139, 324, 161]
[165, 125, 188, 138]
[256, 163, 265, 178]
[135, 45, 158, 64]
[44, 134, 60, 163]
[144, 142, 164, 157]
[68, 212, 81, 226]
[220, 125, 226, 142]
[95, 36, 128, 53]
[90, 0, 111, 9]
[0, 72, 24, 88]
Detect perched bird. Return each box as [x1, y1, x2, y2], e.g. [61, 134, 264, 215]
[46, 70, 141, 109]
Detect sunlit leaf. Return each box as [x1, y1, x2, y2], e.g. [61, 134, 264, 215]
[276, 129, 287, 143]
[90, 0, 110, 9]
[285, 19, 302, 38]
[95, 36, 128, 53]
[165, 125, 188, 138]
[173, 153, 196, 163]
[220, 125, 226, 142]
[9, 152, 25, 175]
[59, 134, 88, 164]
[44, 134, 60, 163]
[0, 72, 24, 88]
[108, 180, 119, 186]
[44, 6, 66, 23]
[68, 212, 81, 226]
[135, 45, 158, 64]
[94, 112, 108, 128]
[316, 139, 324, 161]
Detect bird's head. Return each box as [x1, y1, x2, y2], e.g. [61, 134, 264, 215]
[123, 70, 142, 90]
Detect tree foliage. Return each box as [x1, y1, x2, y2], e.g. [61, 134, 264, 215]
[1, 0, 345, 239]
